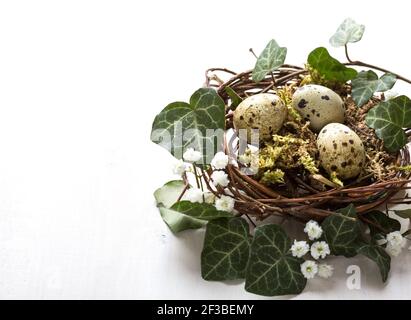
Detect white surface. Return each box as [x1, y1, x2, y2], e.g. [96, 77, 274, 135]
[0, 0, 410, 299]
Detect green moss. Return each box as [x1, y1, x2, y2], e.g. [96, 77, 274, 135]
[396, 165, 411, 172]
[256, 133, 320, 181]
[261, 169, 285, 185]
[299, 152, 319, 174]
[259, 145, 283, 170]
[277, 86, 301, 121]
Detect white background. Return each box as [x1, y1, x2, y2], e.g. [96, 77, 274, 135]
[0, 0, 410, 299]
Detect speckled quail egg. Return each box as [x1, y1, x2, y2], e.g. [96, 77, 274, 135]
[317, 123, 366, 180]
[292, 84, 345, 132]
[233, 93, 287, 142]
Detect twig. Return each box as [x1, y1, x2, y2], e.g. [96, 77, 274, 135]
[249, 48, 258, 59]
[344, 44, 411, 84]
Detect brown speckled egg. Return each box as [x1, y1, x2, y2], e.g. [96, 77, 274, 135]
[233, 93, 287, 142]
[317, 123, 365, 179]
[292, 84, 345, 132]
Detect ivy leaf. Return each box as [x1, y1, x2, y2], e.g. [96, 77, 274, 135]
[322, 204, 362, 257]
[365, 95, 411, 153]
[245, 224, 306, 296]
[252, 39, 287, 83]
[393, 208, 411, 220]
[351, 71, 396, 107]
[357, 244, 391, 282]
[308, 47, 357, 83]
[225, 87, 243, 108]
[201, 217, 251, 281]
[329, 18, 365, 47]
[171, 201, 233, 220]
[151, 88, 225, 163]
[362, 210, 401, 239]
[154, 181, 205, 233]
[154, 180, 187, 208]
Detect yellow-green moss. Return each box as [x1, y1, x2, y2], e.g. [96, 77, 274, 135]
[261, 169, 285, 185]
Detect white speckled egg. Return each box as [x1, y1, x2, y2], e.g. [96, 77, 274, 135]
[233, 93, 287, 142]
[292, 84, 345, 132]
[317, 123, 366, 179]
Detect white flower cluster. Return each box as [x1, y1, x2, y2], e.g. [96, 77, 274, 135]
[183, 188, 215, 204]
[211, 152, 229, 170]
[175, 149, 235, 213]
[183, 188, 235, 212]
[290, 220, 333, 279]
[385, 231, 406, 257]
[215, 195, 235, 212]
[301, 261, 334, 279]
[172, 159, 189, 176]
[304, 220, 323, 240]
[183, 148, 202, 163]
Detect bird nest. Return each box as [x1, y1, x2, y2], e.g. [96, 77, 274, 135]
[204, 65, 411, 223]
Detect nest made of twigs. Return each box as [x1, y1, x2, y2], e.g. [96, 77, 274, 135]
[204, 65, 411, 223]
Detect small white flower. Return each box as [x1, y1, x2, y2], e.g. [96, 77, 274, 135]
[211, 170, 229, 187]
[215, 195, 235, 212]
[182, 188, 203, 203]
[203, 192, 216, 204]
[385, 231, 406, 257]
[172, 159, 188, 176]
[386, 243, 402, 257]
[310, 241, 330, 260]
[300, 260, 318, 279]
[211, 152, 229, 169]
[318, 264, 334, 279]
[304, 220, 323, 241]
[290, 240, 310, 258]
[386, 231, 406, 248]
[183, 148, 202, 162]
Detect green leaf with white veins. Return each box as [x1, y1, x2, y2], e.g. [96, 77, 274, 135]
[365, 95, 411, 153]
[252, 39, 287, 83]
[329, 18, 365, 47]
[201, 217, 251, 281]
[245, 224, 306, 296]
[357, 243, 391, 282]
[171, 201, 233, 220]
[322, 204, 362, 257]
[151, 88, 225, 163]
[352, 71, 396, 107]
[154, 180, 206, 233]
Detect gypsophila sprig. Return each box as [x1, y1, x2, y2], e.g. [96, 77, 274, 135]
[291, 240, 310, 258]
[183, 148, 202, 163]
[304, 220, 323, 241]
[211, 170, 230, 187]
[183, 188, 204, 203]
[215, 195, 235, 212]
[318, 264, 334, 279]
[172, 159, 188, 176]
[211, 152, 229, 169]
[301, 260, 318, 279]
[310, 241, 331, 260]
[386, 231, 406, 257]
